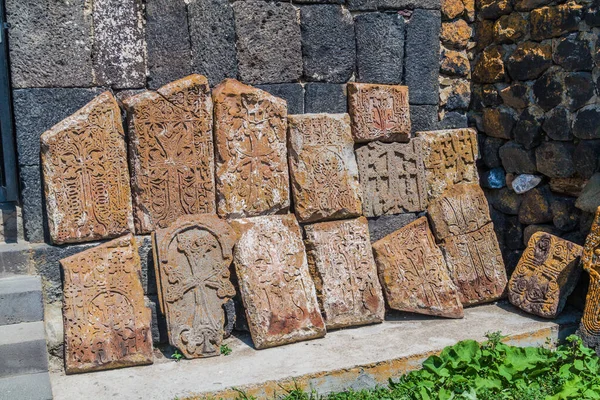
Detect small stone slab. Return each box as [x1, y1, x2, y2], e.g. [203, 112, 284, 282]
[356, 140, 427, 217]
[41, 91, 134, 244]
[580, 207, 600, 350]
[231, 214, 325, 349]
[509, 232, 583, 318]
[417, 128, 479, 201]
[152, 214, 237, 359]
[304, 217, 385, 329]
[288, 113, 362, 223]
[124, 74, 216, 234]
[213, 79, 290, 218]
[348, 83, 411, 143]
[61, 234, 153, 374]
[372, 217, 464, 318]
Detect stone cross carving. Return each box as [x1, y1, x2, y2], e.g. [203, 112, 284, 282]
[580, 207, 600, 352]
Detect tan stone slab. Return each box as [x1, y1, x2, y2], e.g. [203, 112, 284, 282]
[61, 234, 153, 374]
[124, 75, 216, 234]
[416, 128, 479, 201]
[347, 83, 411, 143]
[372, 217, 464, 318]
[41, 91, 134, 244]
[213, 79, 290, 218]
[304, 217, 385, 329]
[509, 232, 582, 318]
[355, 140, 427, 217]
[152, 214, 237, 359]
[288, 113, 362, 223]
[231, 214, 326, 349]
[580, 207, 600, 349]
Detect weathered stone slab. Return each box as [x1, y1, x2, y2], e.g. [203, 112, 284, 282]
[288, 113, 362, 223]
[355, 140, 427, 217]
[347, 83, 411, 143]
[231, 215, 325, 349]
[416, 128, 479, 201]
[509, 232, 583, 318]
[580, 207, 600, 351]
[304, 83, 348, 114]
[372, 217, 464, 318]
[61, 234, 153, 374]
[152, 215, 237, 358]
[41, 92, 134, 244]
[123, 75, 216, 234]
[213, 79, 290, 218]
[304, 217, 385, 329]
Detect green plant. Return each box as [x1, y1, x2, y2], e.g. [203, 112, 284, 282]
[171, 349, 183, 362]
[221, 344, 232, 356]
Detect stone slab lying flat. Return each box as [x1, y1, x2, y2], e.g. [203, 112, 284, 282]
[50, 303, 580, 400]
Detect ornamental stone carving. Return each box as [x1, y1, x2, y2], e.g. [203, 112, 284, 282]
[580, 207, 600, 352]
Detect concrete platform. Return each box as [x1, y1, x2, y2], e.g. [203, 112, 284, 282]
[0, 275, 43, 325]
[0, 321, 49, 378]
[50, 302, 580, 400]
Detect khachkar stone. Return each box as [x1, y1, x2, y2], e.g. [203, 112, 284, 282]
[123, 74, 216, 234]
[61, 234, 153, 374]
[231, 214, 326, 349]
[304, 217, 385, 329]
[355, 140, 427, 217]
[152, 214, 237, 358]
[288, 113, 362, 223]
[580, 207, 600, 351]
[372, 217, 464, 318]
[416, 128, 479, 201]
[213, 79, 290, 218]
[41, 91, 134, 244]
[347, 83, 411, 143]
[509, 232, 583, 318]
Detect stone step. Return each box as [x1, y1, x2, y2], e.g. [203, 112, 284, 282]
[0, 275, 43, 326]
[0, 243, 33, 277]
[0, 372, 53, 400]
[0, 321, 48, 378]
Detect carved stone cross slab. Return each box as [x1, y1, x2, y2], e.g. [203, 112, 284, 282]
[288, 113, 362, 223]
[231, 214, 326, 349]
[152, 214, 237, 359]
[61, 234, 153, 374]
[304, 217, 385, 329]
[580, 207, 600, 351]
[41, 91, 134, 244]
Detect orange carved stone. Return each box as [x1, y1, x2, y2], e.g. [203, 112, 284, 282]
[580, 207, 600, 350]
[61, 234, 153, 374]
[372, 217, 464, 318]
[231, 214, 326, 349]
[124, 74, 216, 234]
[304, 217, 385, 329]
[509, 232, 582, 318]
[288, 113, 362, 223]
[416, 128, 479, 201]
[347, 83, 411, 143]
[41, 91, 134, 244]
[213, 79, 290, 218]
[355, 140, 427, 217]
[152, 214, 237, 359]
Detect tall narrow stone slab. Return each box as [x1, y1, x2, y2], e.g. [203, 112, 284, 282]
[417, 128, 479, 201]
[372, 217, 464, 318]
[288, 113, 362, 223]
[348, 83, 411, 143]
[213, 79, 290, 218]
[152, 215, 237, 359]
[304, 217, 385, 329]
[509, 232, 583, 318]
[231, 215, 325, 349]
[355, 140, 427, 217]
[41, 92, 134, 245]
[580, 207, 600, 351]
[61, 234, 153, 374]
[124, 75, 216, 234]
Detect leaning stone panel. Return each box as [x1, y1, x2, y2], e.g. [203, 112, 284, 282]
[231, 214, 325, 349]
[213, 79, 290, 218]
[304, 217, 385, 329]
[152, 214, 236, 358]
[372, 217, 464, 318]
[580, 207, 600, 351]
[61, 234, 153, 374]
[41, 91, 134, 244]
[288, 113, 362, 223]
[356, 140, 427, 217]
[124, 75, 216, 234]
[509, 232, 583, 318]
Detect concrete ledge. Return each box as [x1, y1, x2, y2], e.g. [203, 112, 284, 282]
[50, 302, 580, 400]
[0, 321, 49, 377]
[0, 372, 53, 400]
[0, 276, 43, 325]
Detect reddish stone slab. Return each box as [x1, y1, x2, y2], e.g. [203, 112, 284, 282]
[580, 207, 600, 350]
